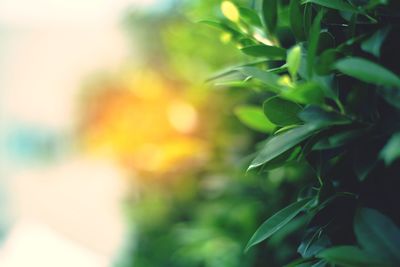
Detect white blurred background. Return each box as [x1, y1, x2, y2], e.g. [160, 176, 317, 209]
[0, 0, 165, 266]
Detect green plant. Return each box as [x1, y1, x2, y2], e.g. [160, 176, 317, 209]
[208, 0, 400, 266]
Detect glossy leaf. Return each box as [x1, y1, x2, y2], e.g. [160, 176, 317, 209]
[302, 0, 359, 12]
[245, 198, 311, 251]
[234, 105, 276, 133]
[262, 0, 278, 34]
[238, 66, 282, 92]
[263, 96, 302, 126]
[281, 82, 325, 105]
[335, 57, 400, 88]
[240, 44, 286, 59]
[289, 0, 306, 40]
[307, 10, 324, 79]
[249, 124, 321, 169]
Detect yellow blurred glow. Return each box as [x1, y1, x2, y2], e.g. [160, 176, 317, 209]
[79, 70, 208, 176]
[220, 32, 232, 43]
[221, 1, 240, 22]
[167, 100, 198, 134]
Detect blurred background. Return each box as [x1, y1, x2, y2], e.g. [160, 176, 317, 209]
[0, 0, 311, 266]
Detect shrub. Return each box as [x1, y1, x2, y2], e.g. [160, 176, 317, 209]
[208, 0, 400, 266]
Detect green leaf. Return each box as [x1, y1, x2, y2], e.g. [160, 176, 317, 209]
[281, 82, 325, 105]
[238, 66, 282, 92]
[307, 10, 324, 79]
[302, 0, 359, 12]
[317, 246, 389, 267]
[287, 45, 302, 79]
[240, 44, 286, 59]
[245, 198, 311, 252]
[335, 57, 400, 88]
[262, 0, 278, 34]
[238, 6, 262, 27]
[380, 133, 400, 166]
[234, 105, 276, 133]
[299, 106, 351, 127]
[289, 0, 306, 40]
[249, 124, 321, 169]
[354, 208, 400, 264]
[263, 96, 303, 126]
[361, 27, 391, 58]
[316, 49, 340, 75]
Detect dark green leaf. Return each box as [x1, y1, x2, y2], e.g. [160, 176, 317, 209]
[240, 44, 286, 59]
[354, 208, 400, 264]
[245, 198, 311, 252]
[302, 0, 359, 12]
[335, 57, 400, 88]
[317, 246, 389, 267]
[238, 6, 262, 27]
[299, 106, 352, 127]
[249, 124, 322, 169]
[361, 27, 391, 58]
[263, 96, 303, 126]
[290, 0, 306, 40]
[234, 105, 276, 133]
[316, 49, 340, 75]
[307, 10, 324, 79]
[262, 0, 278, 34]
[380, 133, 400, 166]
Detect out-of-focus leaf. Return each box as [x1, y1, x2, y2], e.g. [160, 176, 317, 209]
[263, 96, 303, 126]
[317, 246, 389, 267]
[262, 0, 278, 34]
[240, 44, 286, 59]
[281, 82, 325, 105]
[238, 6, 262, 27]
[290, 0, 306, 40]
[354, 208, 400, 264]
[380, 133, 400, 165]
[245, 198, 312, 252]
[307, 10, 324, 79]
[234, 105, 276, 133]
[238, 66, 282, 92]
[316, 49, 340, 75]
[287, 45, 302, 79]
[302, 0, 359, 12]
[361, 27, 391, 58]
[335, 57, 400, 88]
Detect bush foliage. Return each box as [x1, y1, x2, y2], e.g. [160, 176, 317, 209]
[207, 0, 400, 266]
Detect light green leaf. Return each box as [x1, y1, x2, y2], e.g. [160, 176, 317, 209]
[249, 124, 321, 169]
[262, 0, 278, 34]
[354, 208, 400, 264]
[335, 57, 400, 88]
[317, 246, 389, 267]
[302, 0, 359, 12]
[281, 82, 325, 105]
[380, 133, 400, 166]
[240, 44, 286, 59]
[287, 45, 302, 79]
[263, 96, 303, 126]
[245, 198, 311, 252]
[234, 105, 276, 133]
[238, 66, 282, 92]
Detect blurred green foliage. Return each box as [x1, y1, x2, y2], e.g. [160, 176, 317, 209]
[117, 0, 400, 266]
